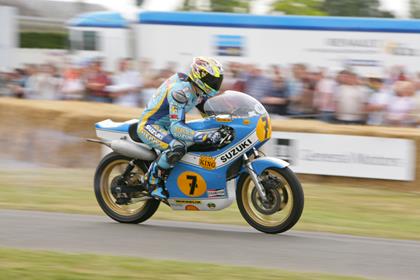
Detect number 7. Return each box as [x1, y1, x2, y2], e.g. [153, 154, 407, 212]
[186, 175, 198, 195]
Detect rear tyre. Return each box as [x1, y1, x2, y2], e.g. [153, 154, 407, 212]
[236, 167, 304, 234]
[94, 152, 160, 224]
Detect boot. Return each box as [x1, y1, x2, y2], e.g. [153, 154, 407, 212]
[146, 162, 169, 200]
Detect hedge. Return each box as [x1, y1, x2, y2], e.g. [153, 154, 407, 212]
[20, 32, 67, 49]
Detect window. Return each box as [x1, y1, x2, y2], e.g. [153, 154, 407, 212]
[69, 30, 98, 51]
[83, 31, 97, 51]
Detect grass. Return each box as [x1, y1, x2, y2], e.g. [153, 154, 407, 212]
[0, 168, 420, 240]
[0, 248, 366, 280]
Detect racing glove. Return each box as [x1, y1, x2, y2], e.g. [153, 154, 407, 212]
[193, 130, 222, 145]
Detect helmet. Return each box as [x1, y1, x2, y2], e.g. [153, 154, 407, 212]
[188, 57, 224, 97]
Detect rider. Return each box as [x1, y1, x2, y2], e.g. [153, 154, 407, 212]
[137, 57, 224, 199]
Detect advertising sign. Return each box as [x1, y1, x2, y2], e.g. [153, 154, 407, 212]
[267, 132, 416, 181]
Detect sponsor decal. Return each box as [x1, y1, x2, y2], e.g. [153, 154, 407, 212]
[220, 138, 253, 163]
[177, 171, 207, 197]
[145, 124, 164, 140]
[173, 126, 195, 137]
[207, 203, 216, 209]
[185, 205, 200, 211]
[207, 188, 226, 198]
[199, 156, 216, 170]
[175, 200, 201, 204]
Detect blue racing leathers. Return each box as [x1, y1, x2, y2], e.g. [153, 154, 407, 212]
[137, 73, 211, 191]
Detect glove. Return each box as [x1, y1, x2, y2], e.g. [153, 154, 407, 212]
[205, 131, 222, 145]
[193, 130, 222, 145]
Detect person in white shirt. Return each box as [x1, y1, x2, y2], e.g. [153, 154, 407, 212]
[314, 70, 336, 122]
[366, 75, 391, 126]
[335, 70, 368, 125]
[386, 81, 416, 127]
[110, 58, 142, 107]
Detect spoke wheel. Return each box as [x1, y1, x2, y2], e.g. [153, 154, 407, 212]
[237, 167, 304, 234]
[100, 159, 146, 216]
[94, 152, 159, 224]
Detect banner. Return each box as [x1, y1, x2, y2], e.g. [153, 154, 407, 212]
[266, 132, 416, 181]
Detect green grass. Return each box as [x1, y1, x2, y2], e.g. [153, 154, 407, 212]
[0, 168, 420, 240]
[0, 248, 365, 280]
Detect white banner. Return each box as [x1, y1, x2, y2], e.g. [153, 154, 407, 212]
[265, 132, 416, 181]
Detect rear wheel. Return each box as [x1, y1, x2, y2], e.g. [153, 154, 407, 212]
[236, 167, 304, 234]
[94, 152, 159, 223]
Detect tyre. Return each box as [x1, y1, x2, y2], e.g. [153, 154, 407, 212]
[236, 167, 304, 234]
[94, 152, 160, 223]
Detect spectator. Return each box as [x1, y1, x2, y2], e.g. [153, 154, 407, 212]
[244, 65, 273, 103]
[24, 64, 40, 98]
[33, 64, 61, 100]
[85, 59, 112, 103]
[335, 71, 368, 125]
[300, 68, 319, 117]
[415, 77, 420, 127]
[61, 62, 85, 100]
[314, 70, 336, 122]
[110, 58, 142, 107]
[386, 81, 416, 127]
[287, 64, 306, 115]
[366, 75, 391, 126]
[261, 65, 289, 116]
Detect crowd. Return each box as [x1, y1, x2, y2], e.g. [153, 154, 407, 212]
[0, 57, 419, 127]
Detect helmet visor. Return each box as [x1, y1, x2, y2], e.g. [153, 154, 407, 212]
[201, 74, 224, 91]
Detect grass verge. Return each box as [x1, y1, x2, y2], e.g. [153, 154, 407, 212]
[0, 247, 365, 280]
[0, 168, 419, 240]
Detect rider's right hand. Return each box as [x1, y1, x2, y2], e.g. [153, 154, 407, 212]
[193, 130, 222, 145]
[205, 131, 222, 145]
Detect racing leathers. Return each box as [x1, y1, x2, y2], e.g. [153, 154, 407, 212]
[137, 73, 220, 198]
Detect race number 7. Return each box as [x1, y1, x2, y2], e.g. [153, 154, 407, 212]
[186, 175, 198, 195]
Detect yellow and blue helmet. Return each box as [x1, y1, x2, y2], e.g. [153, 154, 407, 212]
[188, 57, 224, 97]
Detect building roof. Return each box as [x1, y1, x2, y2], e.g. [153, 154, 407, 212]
[138, 11, 420, 33]
[69, 10, 420, 33]
[68, 11, 128, 28]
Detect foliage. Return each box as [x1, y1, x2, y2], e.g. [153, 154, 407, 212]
[321, 0, 395, 18]
[181, 0, 250, 13]
[272, 0, 326, 16]
[410, 0, 420, 18]
[20, 32, 67, 49]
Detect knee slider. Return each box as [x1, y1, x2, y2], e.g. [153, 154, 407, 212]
[166, 140, 186, 165]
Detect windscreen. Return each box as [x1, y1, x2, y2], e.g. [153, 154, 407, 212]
[204, 91, 267, 117]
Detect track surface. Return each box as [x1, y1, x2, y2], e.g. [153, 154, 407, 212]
[0, 210, 419, 280]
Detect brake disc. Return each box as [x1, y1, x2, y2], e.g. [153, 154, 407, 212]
[250, 173, 289, 215]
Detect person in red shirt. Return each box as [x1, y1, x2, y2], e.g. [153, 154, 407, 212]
[85, 59, 112, 103]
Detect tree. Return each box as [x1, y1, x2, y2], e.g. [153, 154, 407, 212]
[181, 0, 250, 13]
[410, 0, 420, 18]
[322, 0, 395, 18]
[272, 0, 326, 16]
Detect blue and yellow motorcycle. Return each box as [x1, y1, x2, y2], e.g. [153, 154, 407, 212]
[90, 91, 304, 234]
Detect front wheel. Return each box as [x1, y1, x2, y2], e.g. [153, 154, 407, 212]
[236, 167, 304, 234]
[94, 152, 160, 224]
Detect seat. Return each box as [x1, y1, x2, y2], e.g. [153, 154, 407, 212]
[128, 122, 143, 143]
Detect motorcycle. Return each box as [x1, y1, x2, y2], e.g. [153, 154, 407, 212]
[89, 91, 304, 234]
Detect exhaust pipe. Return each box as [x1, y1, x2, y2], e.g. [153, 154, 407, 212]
[87, 139, 157, 161]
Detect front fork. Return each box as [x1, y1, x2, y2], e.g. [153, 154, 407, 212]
[243, 149, 268, 203]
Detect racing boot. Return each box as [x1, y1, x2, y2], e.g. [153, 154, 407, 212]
[146, 162, 169, 200]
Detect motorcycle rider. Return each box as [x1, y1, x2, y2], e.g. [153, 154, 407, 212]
[137, 57, 224, 199]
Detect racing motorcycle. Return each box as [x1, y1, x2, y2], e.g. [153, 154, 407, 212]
[89, 91, 304, 234]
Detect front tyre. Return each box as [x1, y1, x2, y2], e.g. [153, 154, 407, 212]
[94, 152, 159, 224]
[236, 167, 304, 234]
